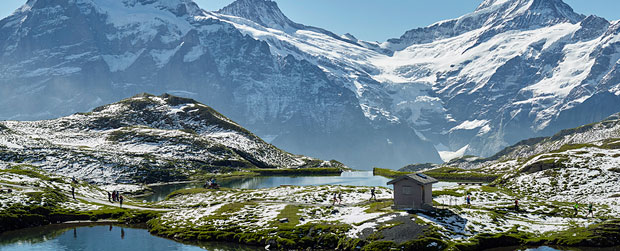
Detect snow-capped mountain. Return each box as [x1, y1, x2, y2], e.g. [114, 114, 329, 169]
[385, 0, 585, 50]
[203, 0, 620, 162]
[0, 0, 619, 168]
[0, 0, 441, 169]
[0, 93, 343, 183]
[377, 0, 620, 159]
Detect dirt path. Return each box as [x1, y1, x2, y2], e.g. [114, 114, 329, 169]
[73, 194, 173, 211]
[1, 182, 173, 212]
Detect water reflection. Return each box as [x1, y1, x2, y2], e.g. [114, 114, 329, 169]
[0, 224, 260, 251]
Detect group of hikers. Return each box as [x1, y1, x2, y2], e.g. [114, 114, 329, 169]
[573, 201, 595, 218]
[203, 178, 219, 189]
[330, 187, 377, 206]
[464, 194, 596, 218]
[332, 192, 343, 205]
[107, 191, 124, 208]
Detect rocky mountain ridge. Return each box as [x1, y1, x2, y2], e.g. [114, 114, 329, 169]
[0, 94, 341, 184]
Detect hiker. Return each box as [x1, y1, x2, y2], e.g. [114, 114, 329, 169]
[515, 198, 519, 212]
[338, 192, 343, 205]
[111, 191, 116, 202]
[332, 192, 338, 205]
[466, 194, 471, 207]
[573, 202, 579, 216]
[107, 191, 111, 202]
[72, 177, 77, 184]
[587, 203, 594, 218]
[369, 187, 376, 201]
[119, 194, 124, 208]
[72, 187, 76, 200]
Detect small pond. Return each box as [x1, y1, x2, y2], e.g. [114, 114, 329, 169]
[0, 224, 259, 251]
[143, 171, 462, 202]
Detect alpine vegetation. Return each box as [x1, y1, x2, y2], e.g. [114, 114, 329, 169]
[0, 93, 342, 184]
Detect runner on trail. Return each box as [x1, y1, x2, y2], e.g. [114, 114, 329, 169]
[369, 187, 376, 201]
[587, 203, 594, 218]
[573, 202, 579, 216]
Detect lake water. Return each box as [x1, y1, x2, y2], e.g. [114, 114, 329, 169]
[0, 224, 258, 251]
[2, 224, 617, 251]
[143, 171, 460, 202]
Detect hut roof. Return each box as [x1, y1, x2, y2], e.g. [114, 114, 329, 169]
[387, 173, 438, 185]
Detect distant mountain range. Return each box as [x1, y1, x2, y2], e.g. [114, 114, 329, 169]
[0, 93, 342, 184]
[0, 0, 618, 169]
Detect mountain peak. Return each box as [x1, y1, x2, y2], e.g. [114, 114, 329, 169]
[474, 0, 584, 24]
[386, 0, 585, 50]
[89, 93, 250, 135]
[217, 0, 301, 31]
[25, 0, 203, 17]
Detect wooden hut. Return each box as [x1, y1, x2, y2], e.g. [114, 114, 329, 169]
[387, 173, 438, 210]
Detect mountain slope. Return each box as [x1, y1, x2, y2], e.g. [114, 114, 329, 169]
[0, 94, 343, 184]
[0, 0, 441, 169]
[210, 0, 620, 161]
[372, 0, 620, 159]
[405, 113, 620, 217]
[1, 0, 619, 168]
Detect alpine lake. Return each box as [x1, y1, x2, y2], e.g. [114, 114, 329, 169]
[0, 171, 457, 251]
[1, 172, 611, 251]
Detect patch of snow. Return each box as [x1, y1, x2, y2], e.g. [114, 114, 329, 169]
[438, 145, 469, 162]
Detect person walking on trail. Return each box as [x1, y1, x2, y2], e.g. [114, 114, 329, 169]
[369, 187, 376, 201]
[107, 191, 111, 202]
[338, 192, 343, 205]
[71, 187, 76, 200]
[119, 194, 124, 208]
[514, 198, 519, 212]
[587, 203, 594, 218]
[332, 192, 338, 205]
[466, 194, 471, 207]
[573, 202, 579, 217]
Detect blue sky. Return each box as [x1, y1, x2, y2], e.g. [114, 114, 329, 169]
[0, 0, 618, 42]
